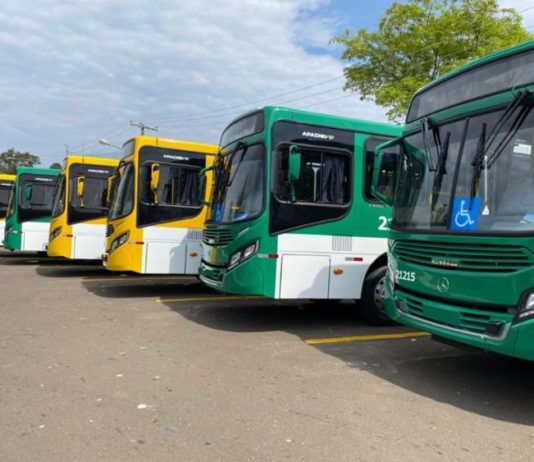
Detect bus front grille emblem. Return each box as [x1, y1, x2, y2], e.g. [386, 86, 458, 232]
[437, 277, 450, 293]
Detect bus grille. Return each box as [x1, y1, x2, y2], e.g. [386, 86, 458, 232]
[202, 229, 233, 246]
[393, 240, 532, 273]
[399, 291, 510, 336]
[106, 224, 114, 237]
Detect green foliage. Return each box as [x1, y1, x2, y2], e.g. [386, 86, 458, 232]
[0, 148, 40, 174]
[49, 162, 62, 170]
[332, 0, 533, 121]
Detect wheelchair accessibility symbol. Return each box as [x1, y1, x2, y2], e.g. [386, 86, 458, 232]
[450, 197, 481, 231]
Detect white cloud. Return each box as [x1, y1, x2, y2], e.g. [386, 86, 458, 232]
[0, 0, 387, 164]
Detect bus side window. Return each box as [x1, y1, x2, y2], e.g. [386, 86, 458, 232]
[276, 145, 350, 206]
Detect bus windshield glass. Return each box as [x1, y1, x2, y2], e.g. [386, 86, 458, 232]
[51, 174, 66, 218]
[109, 163, 134, 220]
[394, 101, 534, 234]
[407, 48, 534, 123]
[208, 144, 265, 223]
[0, 181, 13, 214]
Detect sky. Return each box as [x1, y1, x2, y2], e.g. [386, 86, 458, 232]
[0, 0, 533, 166]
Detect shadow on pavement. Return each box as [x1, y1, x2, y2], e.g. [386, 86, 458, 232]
[161, 298, 534, 426]
[83, 277, 209, 299]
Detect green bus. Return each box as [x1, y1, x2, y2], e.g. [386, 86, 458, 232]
[4, 166, 60, 252]
[373, 40, 534, 359]
[199, 106, 402, 324]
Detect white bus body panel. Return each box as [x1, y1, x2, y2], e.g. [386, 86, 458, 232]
[0, 221, 5, 246]
[142, 227, 202, 274]
[21, 221, 49, 251]
[72, 223, 107, 260]
[276, 234, 386, 299]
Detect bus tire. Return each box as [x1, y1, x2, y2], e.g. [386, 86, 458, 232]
[361, 266, 395, 326]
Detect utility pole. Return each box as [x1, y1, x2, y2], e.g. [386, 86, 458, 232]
[64, 144, 70, 155]
[130, 121, 158, 135]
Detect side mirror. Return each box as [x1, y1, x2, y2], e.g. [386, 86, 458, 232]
[198, 166, 213, 206]
[76, 176, 86, 207]
[150, 163, 160, 204]
[24, 184, 33, 201]
[371, 138, 401, 206]
[288, 145, 301, 181]
[105, 176, 114, 205]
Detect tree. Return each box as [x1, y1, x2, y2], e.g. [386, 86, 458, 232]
[0, 148, 40, 174]
[332, 0, 533, 121]
[49, 162, 62, 170]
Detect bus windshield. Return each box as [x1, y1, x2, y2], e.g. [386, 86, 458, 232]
[208, 144, 265, 223]
[109, 163, 134, 220]
[51, 175, 66, 218]
[0, 181, 13, 217]
[394, 100, 534, 234]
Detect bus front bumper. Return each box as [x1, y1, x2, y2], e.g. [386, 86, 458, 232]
[199, 258, 265, 296]
[386, 279, 534, 361]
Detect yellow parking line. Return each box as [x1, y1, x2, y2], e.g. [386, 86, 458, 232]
[305, 331, 430, 345]
[156, 295, 264, 303]
[83, 276, 194, 282]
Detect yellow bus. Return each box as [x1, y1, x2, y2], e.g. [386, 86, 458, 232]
[0, 174, 16, 244]
[104, 136, 217, 274]
[48, 155, 119, 260]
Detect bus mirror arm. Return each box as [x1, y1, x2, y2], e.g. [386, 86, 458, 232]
[106, 175, 114, 205]
[76, 176, 86, 207]
[198, 166, 214, 206]
[24, 184, 33, 201]
[150, 163, 160, 205]
[288, 145, 301, 182]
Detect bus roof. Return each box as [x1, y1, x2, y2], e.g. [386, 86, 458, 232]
[225, 105, 402, 138]
[15, 166, 61, 176]
[0, 174, 16, 182]
[62, 154, 120, 168]
[121, 135, 219, 154]
[413, 39, 534, 97]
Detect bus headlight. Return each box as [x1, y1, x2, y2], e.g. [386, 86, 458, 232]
[515, 292, 534, 323]
[228, 240, 259, 270]
[49, 226, 62, 242]
[387, 264, 395, 291]
[109, 232, 129, 254]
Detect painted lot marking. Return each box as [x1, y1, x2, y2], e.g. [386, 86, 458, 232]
[83, 276, 195, 283]
[156, 295, 264, 303]
[305, 331, 430, 345]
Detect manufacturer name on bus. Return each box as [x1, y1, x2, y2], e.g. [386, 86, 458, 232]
[88, 169, 111, 174]
[431, 258, 459, 267]
[35, 177, 54, 182]
[301, 131, 335, 141]
[163, 154, 190, 161]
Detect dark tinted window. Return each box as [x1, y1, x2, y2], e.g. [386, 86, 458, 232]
[18, 173, 57, 222]
[109, 163, 134, 220]
[270, 121, 354, 234]
[220, 111, 264, 148]
[407, 48, 534, 123]
[137, 146, 207, 227]
[51, 175, 66, 218]
[0, 181, 13, 219]
[67, 163, 116, 224]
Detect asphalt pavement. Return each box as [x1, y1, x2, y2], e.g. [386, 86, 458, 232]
[1, 249, 533, 461]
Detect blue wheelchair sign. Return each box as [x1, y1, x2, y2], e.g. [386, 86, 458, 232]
[450, 197, 481, 231]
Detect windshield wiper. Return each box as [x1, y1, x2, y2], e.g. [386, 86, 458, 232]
[469, 90, 532, 202]
[430, 131, 451, 212]
[226, 142, 248, 187]
[421, 117, 438, 171]
[469, 122, 486, 203]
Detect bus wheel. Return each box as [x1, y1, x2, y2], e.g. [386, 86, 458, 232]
[361, 266, 395, 326]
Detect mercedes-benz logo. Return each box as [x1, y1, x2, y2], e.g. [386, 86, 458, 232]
[437, 277, 450, 293]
